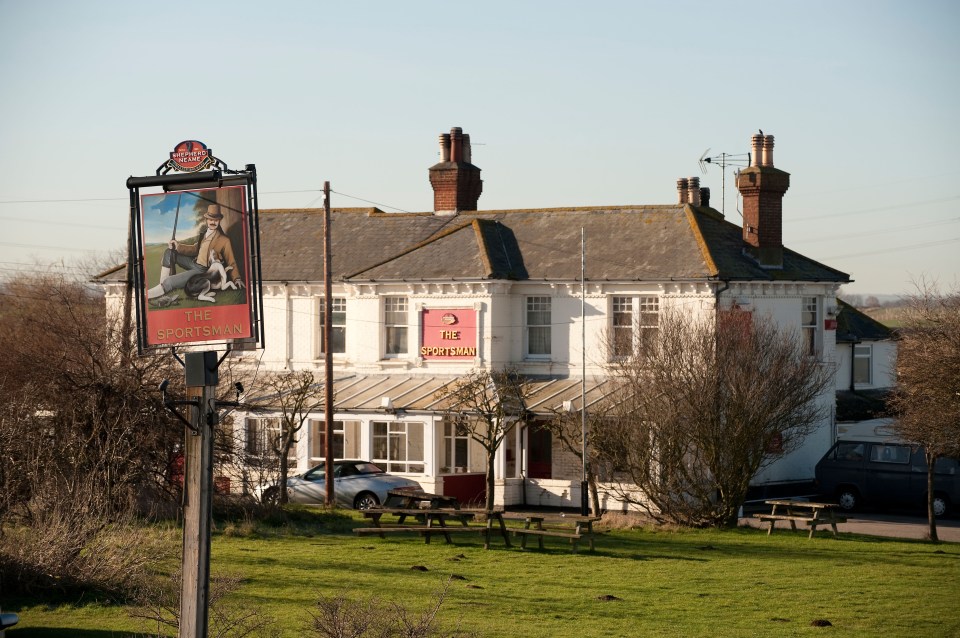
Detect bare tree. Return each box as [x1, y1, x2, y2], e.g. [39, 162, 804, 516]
[542, 405, 608, 516]
[0, 272, 183, 514]
[890, 281, 960, 541]
[132, 570, 279, 638]
[837, 289, 864, 308]
[0, 271, 183, 595]
[309, 577, 475, 638]
[593, 309, 833, 527]
[438, 369, 533, 512]
[248, 371, 325, 505]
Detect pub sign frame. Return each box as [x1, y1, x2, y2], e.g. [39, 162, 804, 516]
[126, 141, 265, 354]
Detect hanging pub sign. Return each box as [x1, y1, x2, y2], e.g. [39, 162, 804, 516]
[420, 308, 478, 359]
[126, 141, 264, 353]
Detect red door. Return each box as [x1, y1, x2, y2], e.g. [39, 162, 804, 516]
[527, 425, 552, 479]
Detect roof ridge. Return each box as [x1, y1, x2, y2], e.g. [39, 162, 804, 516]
[259, 207, 381, 215]
[684, 205, 720, 276]
[472, 219, 496, 278]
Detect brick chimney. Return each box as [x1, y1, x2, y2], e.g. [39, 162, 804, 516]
[429, 127, 483, 214]
[736, 133, 790, 268]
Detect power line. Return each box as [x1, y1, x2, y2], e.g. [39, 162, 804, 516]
[0, 214, 121, 231]
[0, 188, 324, 205]
[823, 237, 960, 260]
[791, 216, 960, 245]
[787, 195, 960, 223]
[0, 241, 102, 253]
[330, 190, 412, 213]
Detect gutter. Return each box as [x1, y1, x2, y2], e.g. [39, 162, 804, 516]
[714, 280, 730, 307]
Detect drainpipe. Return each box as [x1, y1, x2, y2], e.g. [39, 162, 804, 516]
[714, 280, 730, 308]
[520, 422, 528, 508]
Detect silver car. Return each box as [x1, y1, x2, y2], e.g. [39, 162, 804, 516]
[268, 460, 422, 509]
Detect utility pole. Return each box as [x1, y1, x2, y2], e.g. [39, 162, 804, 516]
[180, 351, 218, 638]
[580, 228, 589, 517]
[323, 181, 335, 506]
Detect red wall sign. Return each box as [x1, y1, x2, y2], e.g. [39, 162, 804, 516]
[420, 308, 478, 359]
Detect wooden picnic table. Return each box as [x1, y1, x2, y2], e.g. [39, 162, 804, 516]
[355, 507, 511, 548]
[754, 499, 847, 538]
[501, 512, 600, 553]
[383, 489, 460, 509]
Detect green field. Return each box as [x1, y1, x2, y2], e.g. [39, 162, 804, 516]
[5, 510, 960, 638]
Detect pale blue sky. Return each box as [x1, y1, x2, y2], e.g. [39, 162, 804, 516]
[1, 0, 957, 295]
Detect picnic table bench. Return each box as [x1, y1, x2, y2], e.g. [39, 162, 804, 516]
[355, 507, 511, 548]
[501, 513, 600, 553]
[754, 499, 847, 538]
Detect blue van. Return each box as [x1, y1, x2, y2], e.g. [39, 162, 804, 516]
[814, 440, 960, 517]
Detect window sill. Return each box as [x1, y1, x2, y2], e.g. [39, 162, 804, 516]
[377, 359, 413, 370]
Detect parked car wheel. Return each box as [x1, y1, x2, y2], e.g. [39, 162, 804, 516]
[837, 488, 860, 512]
[354, 491, 380, 510]
[932, 494, 949, 518]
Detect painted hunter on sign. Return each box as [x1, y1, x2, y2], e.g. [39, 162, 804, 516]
[420, 308, 477, 359]
[140, 185, 252, 346]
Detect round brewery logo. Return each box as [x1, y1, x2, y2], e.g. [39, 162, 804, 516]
[441, 313, 458, 325]
[167, 140, 214, 173]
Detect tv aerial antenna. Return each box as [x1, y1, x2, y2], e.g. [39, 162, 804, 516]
[698, 149, 751, 216]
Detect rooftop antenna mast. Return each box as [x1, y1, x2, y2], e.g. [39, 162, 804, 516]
[698, 149, 750, 216]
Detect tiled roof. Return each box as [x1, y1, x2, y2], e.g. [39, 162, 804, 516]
[97, 203, 851, 286]
[257, 204, 850, 285]
[835, 299, 894, 342]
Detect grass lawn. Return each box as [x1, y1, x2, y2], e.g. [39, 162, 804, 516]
[5, 509, 960, 637]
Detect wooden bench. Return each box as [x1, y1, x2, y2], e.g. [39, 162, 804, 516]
[503, 513, 599, 553]
[754, 500, 847, 538]
[354, 525, 487, 543]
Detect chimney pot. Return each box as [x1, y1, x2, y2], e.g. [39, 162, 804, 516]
[463, 133, 472, 164]
[761, 135, 775, 167]
[700, 187, 710, 208]
[450, 128, 463, 163]
[677, 178, 689, 204]
[439, 134, 451, 162]
[688, 177, 701, 206]
[750, 134, 763, 167]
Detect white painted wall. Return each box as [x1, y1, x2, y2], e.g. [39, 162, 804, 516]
[834, 340, 897, 391]
[104, 276, 846, 501]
